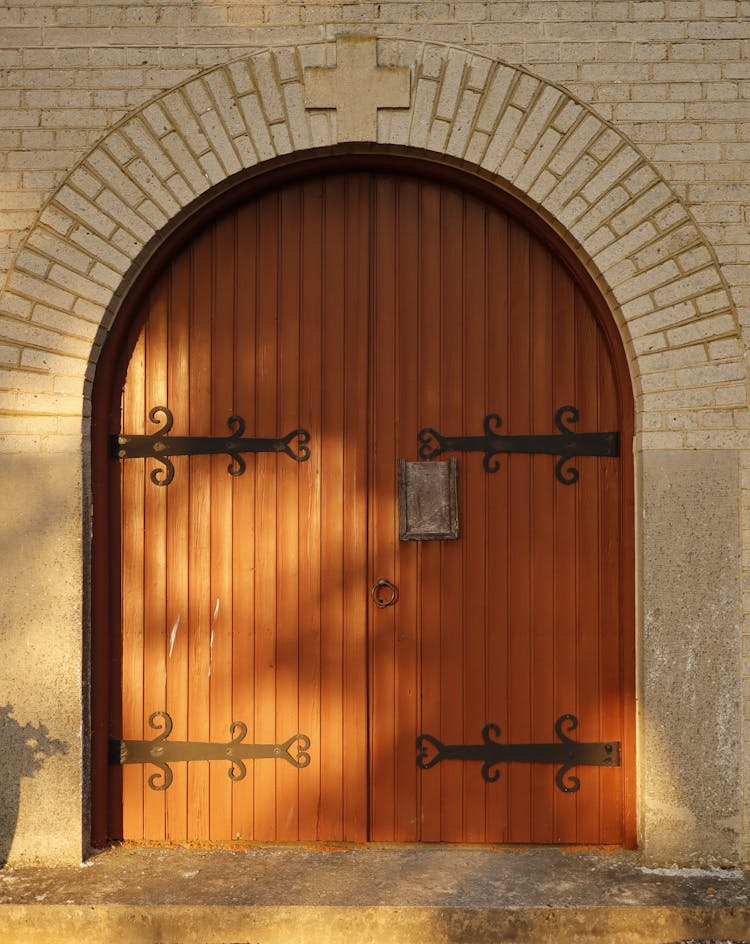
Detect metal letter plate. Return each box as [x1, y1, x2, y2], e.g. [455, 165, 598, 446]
[398, 458, 459, 541]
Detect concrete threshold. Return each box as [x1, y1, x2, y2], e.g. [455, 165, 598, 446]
[0, 844, 748, 944]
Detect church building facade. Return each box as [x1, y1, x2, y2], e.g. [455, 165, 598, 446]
[0, 1, 748, 868]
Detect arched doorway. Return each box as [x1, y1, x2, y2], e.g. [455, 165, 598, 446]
[94, 159, 635, 846]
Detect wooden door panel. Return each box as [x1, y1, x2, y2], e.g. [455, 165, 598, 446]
[118, 176, 371, 842]
[115, 169, 633, 846]
[369, 177, 630, 844]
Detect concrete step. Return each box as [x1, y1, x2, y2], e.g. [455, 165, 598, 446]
[1, 845, 748, 943]
[1, 903, 750, 943]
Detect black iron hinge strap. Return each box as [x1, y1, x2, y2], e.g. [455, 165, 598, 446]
[417, 714, 620, 793]
[110, 711, 311, 791]
[112, 406, 311, 486]
[418, 405, 619, 484]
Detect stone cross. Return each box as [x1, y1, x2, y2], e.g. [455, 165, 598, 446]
[304, 35, 411, 141]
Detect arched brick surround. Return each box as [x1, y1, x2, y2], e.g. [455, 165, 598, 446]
[0, 39, 743, 448]
[0, 37, 745, 867]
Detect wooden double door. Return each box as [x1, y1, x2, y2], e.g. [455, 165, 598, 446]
[111, 168, 634, 845]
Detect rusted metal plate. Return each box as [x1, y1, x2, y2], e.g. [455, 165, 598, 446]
[398, 458, 459, 541]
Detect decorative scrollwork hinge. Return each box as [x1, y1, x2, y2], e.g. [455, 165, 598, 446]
[110, 711, 311, 791]
[112, 406, 311, 486]
[418, 406, 618, 484]
[416, 714, 620, 793]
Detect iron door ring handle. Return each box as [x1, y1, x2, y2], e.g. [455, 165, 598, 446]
[371, 578, 399, 608]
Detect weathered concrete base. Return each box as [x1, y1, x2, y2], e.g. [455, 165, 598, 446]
[2, 903, 750, 944]
[639, 450, 743, 866]
[1, 846, 747, 943]
[0, 454, 84, 867]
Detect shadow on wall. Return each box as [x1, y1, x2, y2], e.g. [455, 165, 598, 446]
[0, 704, 68, 867]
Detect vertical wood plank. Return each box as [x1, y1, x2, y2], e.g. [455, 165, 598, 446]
[121, 332, 146, 840]
[506, 220, 532, 843]
[575, 286, 603, 841]
[485, 207, 510, 842]
[462, 194, 488, 842]
[165, 253, 190, 841]
[232, 201, 258, 840]
[370, 175, 398, 841]
[342, 173, 370, 840]
[142, 283, 168, 840]
[107, 435, 123, 843]
[597, 322, 625, 843]
[187, 230, 213, 841]
[319, 176, 347, 840]
[529, 239, 555, 843]
[438, 186, 464, 842]
[417, 180, 443, 841]
[253, 192, 280, 840]
[610, 311, 637, 848]
[275, 186, 302, 840]
[297, 179, 324, 841]
[208, 213, 236, 840]
[551, 259, 579, 844]
[393, 176, 420, 842]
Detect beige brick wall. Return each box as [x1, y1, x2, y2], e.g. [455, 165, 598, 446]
[2, 3, 749, 330]
[0, 3, 749, 865]
[0, 5, 748, 435]
[2, 38, 742, 447]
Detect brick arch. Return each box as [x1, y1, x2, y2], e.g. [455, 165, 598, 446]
[0, 38, 742, 447]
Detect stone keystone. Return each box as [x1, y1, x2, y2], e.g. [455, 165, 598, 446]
[304, 34, 411, 141]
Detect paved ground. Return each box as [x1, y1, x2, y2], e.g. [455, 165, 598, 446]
[0, 844, 748, 942]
